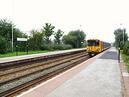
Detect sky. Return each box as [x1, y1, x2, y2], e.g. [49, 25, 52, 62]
[0, 0, 129, 43]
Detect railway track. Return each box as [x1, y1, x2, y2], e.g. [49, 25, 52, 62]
[0, 51, 89, 97]
[0, 52, 86, 83]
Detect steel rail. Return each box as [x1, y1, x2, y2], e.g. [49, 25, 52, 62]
[0, 55, 89, 97]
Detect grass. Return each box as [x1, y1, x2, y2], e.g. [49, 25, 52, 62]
[0, 50, 49, 58]
[121, 51, 129, 72]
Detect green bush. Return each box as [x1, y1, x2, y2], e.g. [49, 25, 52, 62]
[53, 44, 72, 50]
[0, 36, 8, 54]
[123, 41, 129, 55]
[40, 44, 54, 51]
[41, 44, 72, 51]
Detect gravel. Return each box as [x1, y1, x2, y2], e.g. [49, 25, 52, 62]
[0, 56, 86, 94]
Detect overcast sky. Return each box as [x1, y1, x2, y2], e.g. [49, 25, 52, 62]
[0, 0, 129, 42]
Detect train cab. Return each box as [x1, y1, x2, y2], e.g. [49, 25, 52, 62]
[86, 39, 111, 57]
[86, 39, 103, 56]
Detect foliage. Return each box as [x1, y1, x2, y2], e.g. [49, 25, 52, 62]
[0, 19, 13, 41]
[0, 19, 28, 53]
[123, 41, 129, 55]
[121, 52, 129, 72]
[28, 30, 44, 50]
[63, 30, 86, 48]
[40, 44, 54, 51]
[0, 18, 87, 56]
[0, 36, 8, 54]
[54, 29, 64, 44]
[0, 19, 26, 41]
[52, 44, 72, 50]
[41, 43, 72, 51]
[63, 35, 76, 48]
[42, 23, 55, 44]
[0, 50, 49, 58]
[114, 28, 128, 49]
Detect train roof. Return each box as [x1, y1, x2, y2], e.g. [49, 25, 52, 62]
[87, 39, 100, 41]
[87, 39, 110, 44]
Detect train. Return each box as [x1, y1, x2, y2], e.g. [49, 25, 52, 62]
[86, 39, 111, 56]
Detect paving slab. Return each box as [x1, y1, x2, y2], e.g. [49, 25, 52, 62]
[45, 48, 122, 97]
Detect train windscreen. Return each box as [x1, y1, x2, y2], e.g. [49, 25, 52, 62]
[87, 40, 99, 46]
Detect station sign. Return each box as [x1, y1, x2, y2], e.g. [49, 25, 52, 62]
[17, 38, 28, 41]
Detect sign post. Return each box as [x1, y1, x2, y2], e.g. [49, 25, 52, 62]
[17, 38, 27, 42]
[17, 38, 28, 56]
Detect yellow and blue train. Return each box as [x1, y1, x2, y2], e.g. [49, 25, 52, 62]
[86, 39, 111, 56]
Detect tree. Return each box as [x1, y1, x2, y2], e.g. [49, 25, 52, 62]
[42, 23, 55, 44]
[0, 36, 8, 54]
[0, 19, 13, 41]
[63, 30, 86, 48]
[28, 30, 44, 50]
[114, 28, 128, 49]
[0, 19, 27, 52]
[123, 41, 129, 55]
[54, 29, 64, 44]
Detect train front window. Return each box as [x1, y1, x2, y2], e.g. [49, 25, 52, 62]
[87, 40, 99, 46]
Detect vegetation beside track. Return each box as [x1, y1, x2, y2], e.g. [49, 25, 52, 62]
[120, 41, 129, 72]
[0, 50, 48, 58]
[114, 27, 129, 72]
[121, 51, 129, 72]
[0, 19, 86, 54]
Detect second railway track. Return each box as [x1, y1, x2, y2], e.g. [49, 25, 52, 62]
[0, 50, 89, 97]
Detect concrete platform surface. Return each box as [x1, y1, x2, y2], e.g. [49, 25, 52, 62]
[45, 48, 122, 97]
[0, 48, 85, 63]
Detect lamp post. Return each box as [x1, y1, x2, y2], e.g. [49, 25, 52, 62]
[12, 24, 13, 52]
[11, 0, 14, 52]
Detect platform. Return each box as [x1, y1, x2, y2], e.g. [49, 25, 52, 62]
[18, 47, 123, 97]
[0, 48, 85, 64]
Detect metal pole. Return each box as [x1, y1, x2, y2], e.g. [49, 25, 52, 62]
[12, 0, 14, 52]
[12, 24, 13, 52]
[26, 41, 28, 54]
[16, 41, 18, 56]
[118, 47, 120, 63]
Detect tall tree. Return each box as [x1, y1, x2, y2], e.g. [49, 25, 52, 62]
[28, 30, 43, 50]
[0, 35, 8, 54]
[114, 28, 128, 49]
[0, 19, 27, 52]
[63, 30, 86, 48]
[0, 19, 13, 41]
[42, 23, 55, 44]
[54, 29, 64, 44]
